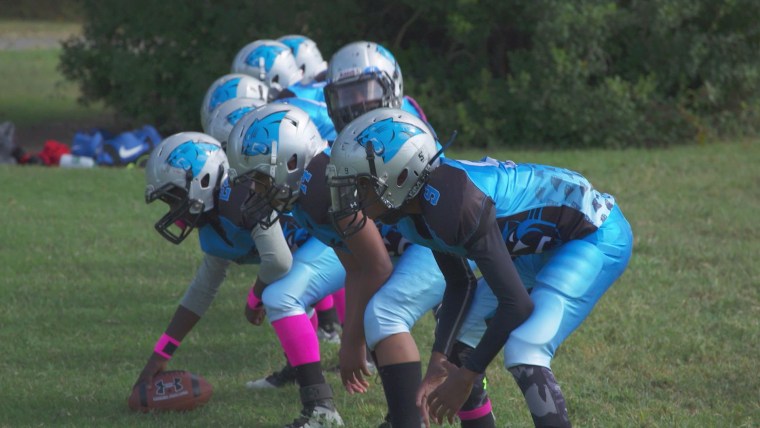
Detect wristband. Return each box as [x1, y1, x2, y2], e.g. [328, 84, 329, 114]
[154, 333, 180, 360]
[247, 287, 263, 310]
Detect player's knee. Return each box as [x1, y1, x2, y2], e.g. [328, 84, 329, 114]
[364, 299, 411, 349]
[504, 290, 564, 368]
[261, 285, 301, 317]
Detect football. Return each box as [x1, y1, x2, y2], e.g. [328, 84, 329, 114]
[128, 370, 213, 412]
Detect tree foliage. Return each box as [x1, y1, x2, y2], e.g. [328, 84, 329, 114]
[59, 0, 760, 148]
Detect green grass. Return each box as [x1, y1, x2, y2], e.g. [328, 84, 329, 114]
[1, 141, 758, 427]
[0, 20, 107, 125]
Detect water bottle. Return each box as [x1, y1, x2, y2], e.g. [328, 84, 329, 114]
[59, 153, 95, 168]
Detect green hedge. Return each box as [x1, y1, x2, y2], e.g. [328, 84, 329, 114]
[59, 0, 760, 148]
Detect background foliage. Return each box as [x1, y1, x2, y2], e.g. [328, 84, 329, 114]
[57, 0, 760, 149]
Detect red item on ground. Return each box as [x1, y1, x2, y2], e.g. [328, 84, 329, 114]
[36, 140, 71, 166]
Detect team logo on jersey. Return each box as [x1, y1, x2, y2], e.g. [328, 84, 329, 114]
[245, 44, 287, 71]
[167, 141, 220, 177]
[501, 208, 562, 254]
[355, 117, 424, 162]
[423, 184, 440, 206]
[242, 111, 288, 156]
[280, 36, 306, 55]
[219, 177, 232, 202]
[226, 106, 256, 126]
[209, 77, 241, 112]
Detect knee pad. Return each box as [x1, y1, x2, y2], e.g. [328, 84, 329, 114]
[504, 289, 564, 368]
[261, 269, 308, 322]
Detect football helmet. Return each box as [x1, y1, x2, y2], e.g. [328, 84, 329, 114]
[327, 108, 439, 237]
[231, 40, 303, 98]
[324, 41, 403, 132]
[145, 132, 228, 244]
[202, 97, 266, 147]
[199, 73, 269, 132]
[226, 103, 326, 228]
[278, 35, 328, 84]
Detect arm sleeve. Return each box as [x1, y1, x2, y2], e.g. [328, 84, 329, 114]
[461, 201, 534, 374]
[431, 251, 479, 357]
[180, 254, 230, 317]
[251, 220, 292, 284]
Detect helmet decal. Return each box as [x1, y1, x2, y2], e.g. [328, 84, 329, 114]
[226, 106, 256, 126]
[245, 45, 287, 71]
[208, 77, 241, 112]
[375, 45, 395, 63]
[167, 141, 221, 177]
[355, 117, 424, 162]
[242, 110, 288, 156]
[280, 36, 306, 55]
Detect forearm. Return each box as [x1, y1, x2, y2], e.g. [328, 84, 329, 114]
[431, 253, 478, 356]
[179, 254, 229, 316]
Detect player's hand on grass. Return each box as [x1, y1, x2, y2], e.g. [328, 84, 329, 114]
[339, 339, 371, 394]
[416, 352, 449, 427]
[425, 361, 477, 425]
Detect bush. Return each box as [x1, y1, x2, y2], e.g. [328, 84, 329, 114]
[59, 0, 760, 148]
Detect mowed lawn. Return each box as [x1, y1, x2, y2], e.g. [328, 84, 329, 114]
[1, 140, 758, 427]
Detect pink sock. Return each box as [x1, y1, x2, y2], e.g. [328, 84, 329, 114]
[271, 314, 321, 366]
[314, 295, 334, 311]
[333, 288, 346, 324]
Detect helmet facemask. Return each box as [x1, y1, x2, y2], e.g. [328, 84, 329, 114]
[328, 140, 421, 238]
[234, 151, 300, 229]
[146, 170, 206, 245]
[325, 71, 400, 132]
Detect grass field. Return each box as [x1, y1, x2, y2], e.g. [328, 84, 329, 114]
[1, 140, 758, 427]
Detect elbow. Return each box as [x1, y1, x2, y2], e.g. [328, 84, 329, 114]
[517, 297, 534, 325]
[258, 252, 293, 284]
[368, 256, 393, 282]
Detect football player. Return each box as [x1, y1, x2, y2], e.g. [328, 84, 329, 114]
[327, 108, 634, 427]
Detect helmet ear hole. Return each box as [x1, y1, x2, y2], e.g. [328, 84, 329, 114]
[287, 153, 298, 172]
[396, 168, 409, 187]
[200, 173, 211, 188]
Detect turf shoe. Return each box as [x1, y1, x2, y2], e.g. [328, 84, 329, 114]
[246, 361, 297, 389]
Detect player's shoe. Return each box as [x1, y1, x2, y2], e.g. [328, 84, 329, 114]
[285, 403, 344, 427]
[246, 362, 297, 389]
[317, 323, 341, 344]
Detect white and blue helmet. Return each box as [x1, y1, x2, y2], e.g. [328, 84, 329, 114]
[144, 132, 228, 244]
[327, 108, 438, 235]
[324, 41, 404, 132]
[200, 73, 269, 132]
[202, 97, 266, 146]
[226, 103, 326, 227]
[231, 40, 303, 98]
[278, 34, 328, 84]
